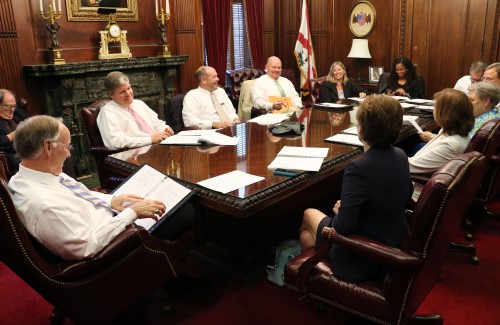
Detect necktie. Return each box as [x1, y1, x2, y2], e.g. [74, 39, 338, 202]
[60, 176, 110, 209]
[275, 80, 286, 97]
[210, 92, 231, 122]
[128, 106, 156, 135]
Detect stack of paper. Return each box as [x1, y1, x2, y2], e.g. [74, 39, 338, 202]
[268, 146, 329, 172]
[324, 133, 363, 147]
[197, 170, 264, 194]
[161, 130, 238, 146]
[403, 115, 423, 132]
[248, 114, 289, 125]
[315, 103, 349, 108]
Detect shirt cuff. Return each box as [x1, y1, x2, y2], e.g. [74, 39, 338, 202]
[116, 207, 137, 226]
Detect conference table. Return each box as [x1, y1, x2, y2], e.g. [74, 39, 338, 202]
[104, 105, 435, 279]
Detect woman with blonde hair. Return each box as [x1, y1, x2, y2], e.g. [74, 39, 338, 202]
[319, 61, 368, 103]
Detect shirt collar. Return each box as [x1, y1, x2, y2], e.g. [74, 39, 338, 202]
[17, 164, 63, 186]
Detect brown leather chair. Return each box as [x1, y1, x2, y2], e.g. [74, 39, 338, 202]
[0, 173, 182, 325]
[81, 100, 127, 190]
[284, 152, 485, 325]
[307, 76, 327, 107]
[226, 67, 266, 106]
[0, 152, 12, 181]
[164, 93, 200, 133]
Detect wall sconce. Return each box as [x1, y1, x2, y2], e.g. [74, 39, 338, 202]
[347, 39, 371, 82]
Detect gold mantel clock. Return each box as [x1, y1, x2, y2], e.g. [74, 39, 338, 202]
[98, 14, 132, 60]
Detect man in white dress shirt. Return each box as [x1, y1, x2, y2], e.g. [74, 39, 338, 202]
[251, 56, 302, 114]
[182, 66, 240, 130]
[7, 115, 176, 260]
[97, 71, 174, 150]
[453, 61, 487, 94]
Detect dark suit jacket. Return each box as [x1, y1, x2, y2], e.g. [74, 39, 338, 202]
[330, 146, 413, 282]
[319, 80, 368, 103]
[0, 108, 28, 173]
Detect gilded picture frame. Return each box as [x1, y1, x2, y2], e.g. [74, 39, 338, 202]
[349, 1, 376, 38]
[66, 0, 138, 21]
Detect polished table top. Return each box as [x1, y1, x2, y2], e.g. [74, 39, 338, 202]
[105, 107, 434, 217]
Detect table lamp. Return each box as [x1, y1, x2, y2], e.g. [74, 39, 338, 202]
[347, 39, 372, 82]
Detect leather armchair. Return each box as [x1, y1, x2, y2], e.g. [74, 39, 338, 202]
[307, 76, 327, 107]
[226, 67, 266, 106]
[0, 176, 182, 325]
[81, 100, 127, 190]
[164, 93, 200, 133]
[284, 152, 485, 325]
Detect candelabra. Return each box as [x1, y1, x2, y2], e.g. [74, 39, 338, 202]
[40, 3, 65, 65]
[156, 8, 171, 57]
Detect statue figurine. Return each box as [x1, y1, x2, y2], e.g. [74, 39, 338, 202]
[46, 22, 61, 48]
[159, 23, 168, 45]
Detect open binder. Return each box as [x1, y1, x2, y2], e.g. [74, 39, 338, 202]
[112, 164, 194, 233]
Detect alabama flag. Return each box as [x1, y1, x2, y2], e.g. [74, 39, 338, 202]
[294, 0, 317, 94]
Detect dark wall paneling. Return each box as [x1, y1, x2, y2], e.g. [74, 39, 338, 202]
[174, 0, 203, 93]
[309, 0, 332, 77]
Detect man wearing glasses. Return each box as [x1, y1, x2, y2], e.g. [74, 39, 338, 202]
[453, 61, 487, 94]
[0, 89, 28, 173]
[0, 88, 76, 176]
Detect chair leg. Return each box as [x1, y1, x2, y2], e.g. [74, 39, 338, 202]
[50, 307, 64, 325]
[409, 314, 443, 325]
[449, 242, 480, 265]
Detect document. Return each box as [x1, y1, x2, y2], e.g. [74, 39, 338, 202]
[341, 126, 358, 135]
[400, 102, 417, 108]
[324, 133, 363, 147]
[161, 130, 238, 146]
[268, 146, 329, 172]
[197, 170, 265, 194]
[347, 97, 365, 102]
[315, 102, 349, 108]
[403, 115, 423, 132]
[407, 99, 435, 105]
[269, 96, 293, 113]
[112, 164, 193, 232]
[248, 113, 289, 125]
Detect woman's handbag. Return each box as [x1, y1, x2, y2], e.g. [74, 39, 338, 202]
[266, 239, 302, 286]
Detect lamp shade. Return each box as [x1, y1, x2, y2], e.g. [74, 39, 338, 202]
[347, 39, 372, 59]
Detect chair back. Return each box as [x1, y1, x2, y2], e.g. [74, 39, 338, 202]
[377, 72, 390, 94]
[238, 79, 256, 121]
[309, 76, 327, 105]
[0, 152, 12, 181]
[0, 169, 181, 324]
[465, 119, 500, 202]
[81, 99, 110, 148]
[164, 93, 186, 133]
[389, 152, 485, 319]
[226, 67, 266, 104]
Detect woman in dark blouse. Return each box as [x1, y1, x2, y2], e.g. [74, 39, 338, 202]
[383, 57, 422, 98]
[299, 94, 413, 282]
[319, 61, 368, 103]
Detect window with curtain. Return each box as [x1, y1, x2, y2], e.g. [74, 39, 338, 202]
[227, 0, 252, 70]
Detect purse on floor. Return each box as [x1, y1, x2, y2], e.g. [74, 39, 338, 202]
[266, 239, 302, 286]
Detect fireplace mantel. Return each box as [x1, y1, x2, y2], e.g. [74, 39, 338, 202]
[24, 56, 188, 178]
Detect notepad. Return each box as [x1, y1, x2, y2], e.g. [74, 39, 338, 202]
[161, 130, 238, 146]
[268, 146, 329, 172]
[112, 164, 193, 232]
[324, 133, 363, 147]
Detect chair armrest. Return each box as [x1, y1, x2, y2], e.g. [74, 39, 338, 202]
[293, 236, 331, 293]
[90, 146, 128, 157]
[491, 154, 500, 164]
[325, 227, 422, 270]
[54, 226, 145, 280]
[411, 173, 432, 185]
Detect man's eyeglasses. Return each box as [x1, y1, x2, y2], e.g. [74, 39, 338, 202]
[52, 141, 74, 151]
[0, 105, 17, 111]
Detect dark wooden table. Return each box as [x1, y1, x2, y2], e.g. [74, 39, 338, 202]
[105, 107, 434, 279]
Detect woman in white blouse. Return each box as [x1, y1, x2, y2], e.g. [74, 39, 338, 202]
[409, 88, 474, 199]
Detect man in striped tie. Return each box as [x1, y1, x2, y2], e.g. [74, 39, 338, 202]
[8, 115, 193, 260]
[97, 71, 175, 150]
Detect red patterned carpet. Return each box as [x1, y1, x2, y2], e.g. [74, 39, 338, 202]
[1, 219, 499, 325]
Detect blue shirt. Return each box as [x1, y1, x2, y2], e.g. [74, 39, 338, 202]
[470, 107, 500, 138]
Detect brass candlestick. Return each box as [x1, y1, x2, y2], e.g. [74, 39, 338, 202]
[156, 8, 171, 57]
[40, 4, 65, 65]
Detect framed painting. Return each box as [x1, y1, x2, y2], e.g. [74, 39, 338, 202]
[369, 66, 384, 83]
[349, 1, 376, 38]
[66, 0, 138, 21]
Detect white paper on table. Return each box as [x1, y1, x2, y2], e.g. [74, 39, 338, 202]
[403, 115, 423, 132]
[268, 156, 324, 171]
[315, 103, 349, 108]
[341, 126, 358, 135]
[177, 130, 217, 136]
[324, 133, 363, 147]
[161, 131, 238, 146]
[276, 146, 329, 158]
[400, 102, 417, 108]
[415, 105, 435, 111]
[197, 170, 265, 194]
[391, 95, 410, 101]
[409, 99, 435, 105]
[348, 97, 365, 102]
[248, 114, 289, 125]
